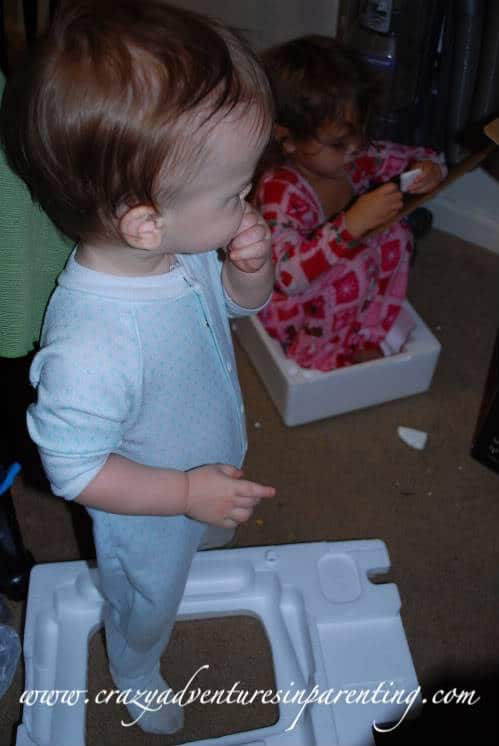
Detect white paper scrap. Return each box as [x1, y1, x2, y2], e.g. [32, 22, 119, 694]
[397, 426, 428, 450]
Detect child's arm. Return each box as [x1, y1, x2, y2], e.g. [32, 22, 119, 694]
[255, 172, 384, 296]
[350, 141, 447, 192]
[76, 455, 274, 528]
[345, 183, 403, 239]
[222, 202, 274, 309]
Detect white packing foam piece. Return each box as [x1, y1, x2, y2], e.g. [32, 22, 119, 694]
[399, 169, 422, 192]
[233, 301, 441, 426]
[397, 426, 428, 450]
[17, 540, 420, 746]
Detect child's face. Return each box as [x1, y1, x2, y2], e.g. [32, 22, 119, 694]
[286, 112, 362, 180]
[160, 107, 270, 253]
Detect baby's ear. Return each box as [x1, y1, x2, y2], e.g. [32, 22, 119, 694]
[119, 205, 164, 250]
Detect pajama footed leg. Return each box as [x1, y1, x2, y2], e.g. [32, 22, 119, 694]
[110, 664, 184, 734]
[88, 514, 206, 734]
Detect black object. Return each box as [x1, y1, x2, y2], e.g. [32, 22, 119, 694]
[0, 0, 60, 74]
[0, 487, 34, 600]
[22, 0, 38, 45]
[406, 207, 434, 266]
[471, 328, 499, 474]
[0, 353, 38, 601]
[0, 0, 8, 74]
[0, 353, 96, 563]
[342, 0, 451, 151]
[0, 353, 47, 490]
[343, 1, 499, 166]
[406, 206, 434, 240]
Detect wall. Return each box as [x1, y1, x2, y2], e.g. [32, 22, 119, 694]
[11, 0, 498, 256]
[8, 1, 339, 48]
[170, 0, 340, 49]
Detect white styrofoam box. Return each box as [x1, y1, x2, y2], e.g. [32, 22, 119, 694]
[428, 167, 499, 256]
[233, 301, 441, 426]
[17, 541, 420, 746]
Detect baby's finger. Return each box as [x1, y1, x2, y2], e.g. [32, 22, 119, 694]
[237, 480, 276, 499]
[225, 505, 254, 525]
[229, 244, 268, 267]
[230, 224, 267, 251]
[233, 494, 262, 508]
[236, 214, 260, 236]
[219, 464, 244, 479]
[221, 516, 239, 529]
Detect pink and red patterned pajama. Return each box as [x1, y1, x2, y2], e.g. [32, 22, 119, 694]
[256, 141, 446, 371]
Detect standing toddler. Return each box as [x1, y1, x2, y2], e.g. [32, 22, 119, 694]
[1, 0, 275, 734]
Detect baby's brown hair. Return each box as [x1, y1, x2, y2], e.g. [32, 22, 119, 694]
[0, 0, 272, 243]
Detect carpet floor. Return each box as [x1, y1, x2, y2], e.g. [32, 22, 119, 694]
[1, 228, 498, 746]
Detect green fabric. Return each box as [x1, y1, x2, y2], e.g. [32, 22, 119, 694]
[0, 72, 73, 358]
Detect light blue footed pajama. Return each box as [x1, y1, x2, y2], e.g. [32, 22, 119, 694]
[27, 249, 259, 681]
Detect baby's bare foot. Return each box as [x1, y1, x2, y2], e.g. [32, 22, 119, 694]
[351, 346, 383, 364]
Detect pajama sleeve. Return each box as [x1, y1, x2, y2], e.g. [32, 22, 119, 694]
[257, 173, 358, 296]
[205, 249, 271, 318]
[349, 140, 448, 191]
[223, 286, 272, 318]
[27, 318, 140, 501]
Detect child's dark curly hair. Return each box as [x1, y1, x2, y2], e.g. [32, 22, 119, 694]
[259, 34, 380, 169]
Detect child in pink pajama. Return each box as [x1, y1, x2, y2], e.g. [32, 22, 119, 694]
[255, 35, 447, 371]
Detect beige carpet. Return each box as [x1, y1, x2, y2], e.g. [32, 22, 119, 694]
[1, 229, 498, 745]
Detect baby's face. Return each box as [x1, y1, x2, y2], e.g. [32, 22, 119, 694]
[159, 107, 270, 254]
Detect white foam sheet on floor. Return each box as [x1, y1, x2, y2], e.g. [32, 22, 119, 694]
[17, 540, 420, 746]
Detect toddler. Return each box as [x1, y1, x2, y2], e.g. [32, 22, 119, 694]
[255, 35, 447, 371]
[0, 0, 276, 735]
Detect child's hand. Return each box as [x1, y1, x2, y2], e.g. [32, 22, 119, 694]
[346, 182, 404, 239]
[186, 463, 275, 528]
[227, 202, 271, 273]
[405, 160, 444, 194]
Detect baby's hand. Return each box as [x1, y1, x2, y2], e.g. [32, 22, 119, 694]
[186, 463, 275, 528]
[346, 182, 403, 238]
[405, 160, 444, 194]
[227, 202, 271, 274]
